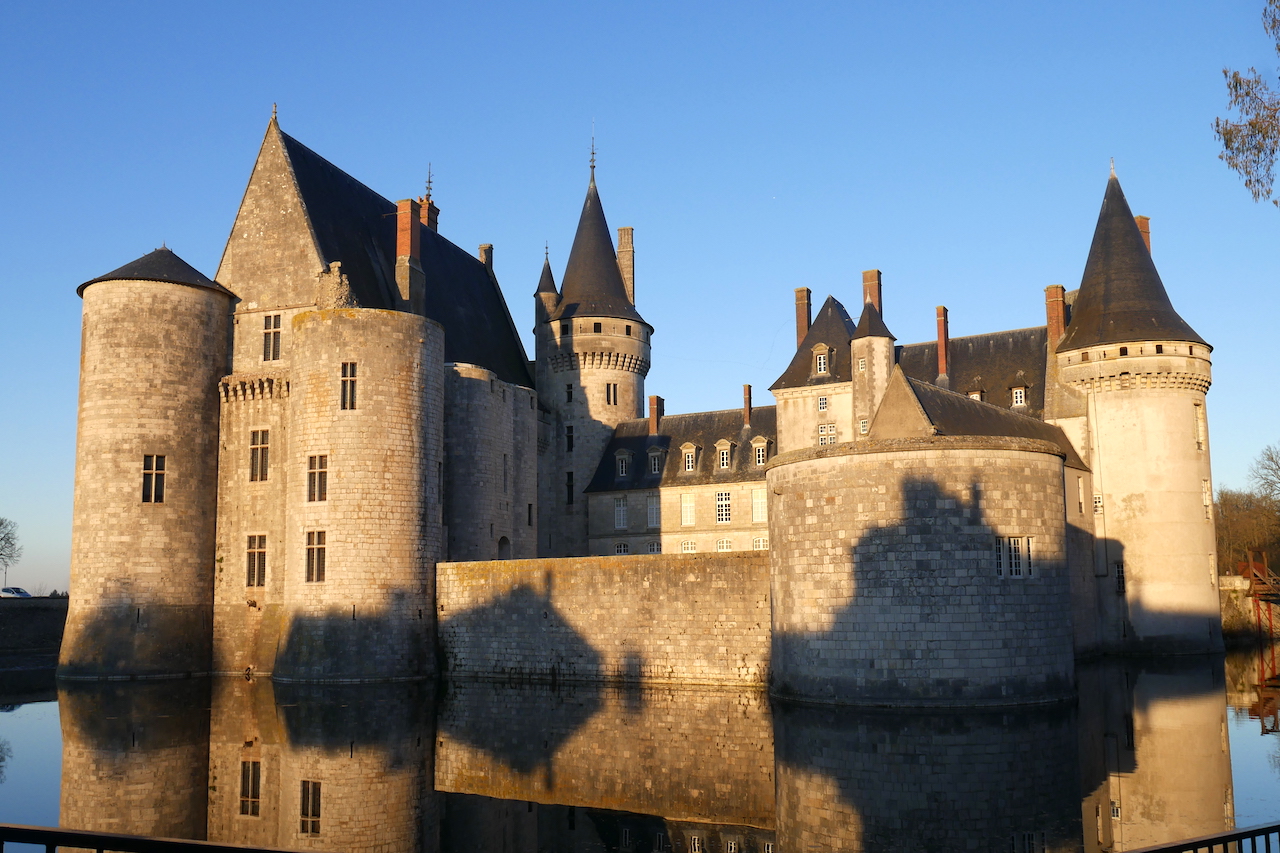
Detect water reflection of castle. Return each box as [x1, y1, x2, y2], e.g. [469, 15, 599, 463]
[55, 655, 1236, 852]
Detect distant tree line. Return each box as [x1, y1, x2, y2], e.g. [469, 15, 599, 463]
[1216, 445, 1280, 574]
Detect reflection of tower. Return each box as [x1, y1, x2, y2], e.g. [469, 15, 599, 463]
[59, 680, 211, 840]
[60, 250, 231, 678]
[1051, 173, 1221, 653]
[773, 701, 1081, 852]
[1076, 657, 1234, 852]
[206, 677, 438, 853]
[535, 168, 651, 557]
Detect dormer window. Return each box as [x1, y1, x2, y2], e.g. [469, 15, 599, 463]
[714, 439, 735, 470]
[680, 442, 700, 473]
[1012, 387, 1027, 407]
[751, 436, 770, 466]
[719, 449, 730, 468]
[684, 452, 695, 471]
[648, 450, 663, 475]
[969, 391, 983, 401]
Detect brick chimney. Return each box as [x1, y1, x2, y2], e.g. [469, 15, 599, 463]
[1045, 284, 1066, 348]
[395, 199, 424, 314]
[795, 287, 812, 348]
[478, 244, 494, 273]
[1134, 215, 1150, 252]
[648, 395, 664, 435]
[418, 196, 440, 232]
[617, 227, 635, 305]
[743, 384, 752, 427]
[862, 269, 883, 313]
[935, 306, 950, 389]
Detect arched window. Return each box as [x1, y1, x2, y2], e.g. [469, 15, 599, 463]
[716, 538, 732, 552]
[497, 536, 511, 560]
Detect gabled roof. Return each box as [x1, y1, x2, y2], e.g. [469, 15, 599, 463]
[535, 256, 558, 295]
[851, 301, 895, 340]
[770, 296, 858, 390]
[79, 247, 232, 297]
[1057, 173, 1206, 352]
[898, 327, 1048, 419]
[552, 176, 645, 325]
[585, 406, 777, 493]
[869, 368, 1086, 469]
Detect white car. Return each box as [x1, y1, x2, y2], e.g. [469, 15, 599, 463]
[0, 587, 32, 598]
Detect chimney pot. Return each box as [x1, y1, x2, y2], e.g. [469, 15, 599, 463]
[1134, 215, 1151, 253]
[743, 384, 753, 427]
[936, 306, 950, 389]
[795, 287, 812, 348]
[862, 269, 883, 314]
[648, 395, 664, 436]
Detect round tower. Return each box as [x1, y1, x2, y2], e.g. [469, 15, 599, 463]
[60, 249, 231, 679]
[272, 307, 443, 682]
[535, 169, 651, 556]
[1055, 173, 1220, 654]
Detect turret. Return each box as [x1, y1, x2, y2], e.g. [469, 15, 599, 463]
[533, 252, 559, 327]
[535, 166, 651, 557]
[850, 269, 896, 441]
[769, 295, 857, 454]
[60, 249, 231, 679]
[1055, 171, 1220, 654]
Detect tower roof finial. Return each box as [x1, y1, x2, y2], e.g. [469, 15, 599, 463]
[1110, 157, 1116, 178]
[545, 241, 549, 261]
[589, 122, 596, 187]
[425, 163, 433, 202]
[272, 103, 277, 121]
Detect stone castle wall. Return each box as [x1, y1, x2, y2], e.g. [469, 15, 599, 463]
[437, 553, 769, 686]
[767, 437, 1077, 706]
[61, 278, 230, 679]
[443, 365, 538, 562]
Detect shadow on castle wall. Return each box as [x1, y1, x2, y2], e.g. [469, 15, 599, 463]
[272, 589, 431, 682]
[58, 603, 211, 680]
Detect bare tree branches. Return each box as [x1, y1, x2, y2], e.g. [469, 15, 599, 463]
[0, 518, 20, 581]
[1215, 0, 1280, 206]
[1216, 487, 1280, 568]
[1251, 443, 1280, 498]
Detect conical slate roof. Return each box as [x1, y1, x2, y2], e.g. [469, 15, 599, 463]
[79, 247, 231, 297]
[770, 295, 858, 390]
[552, 176, 645, 324]
[535, 256, 558, 295]
[852, 301, 895, 340]
[1057, 174, 1206, 352]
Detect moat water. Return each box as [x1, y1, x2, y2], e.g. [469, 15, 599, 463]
[2, 650, 1280, 852]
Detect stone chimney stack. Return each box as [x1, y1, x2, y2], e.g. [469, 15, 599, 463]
[419, 196, 440, 232]
[648, 395, 664, 436]
[795, 288, 812, 348]
[617, 227, 635, 304]
[478, 244, 494, 273]
[395, 199, 425, 314]
[862, 269, 883, 314]
[1045, 284, 1066, 349]
[743, 384, 752, 427]
[935, 306, 950, 390]
[1134, 215, 1151, 252]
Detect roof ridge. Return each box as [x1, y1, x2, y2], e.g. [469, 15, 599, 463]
[900, 325, 1048, 348]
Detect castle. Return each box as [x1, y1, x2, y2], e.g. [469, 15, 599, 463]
[59, 116, 1222, 704]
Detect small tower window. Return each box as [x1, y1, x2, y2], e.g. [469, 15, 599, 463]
[250, 431, 269, 482]
[593, 322, 603, 333]
[307, 456, 328, 502]
[1012, 387, 1027, 407]
[625, 325, 632, 336]
[565, 471, 574, 505]
[305, 532, 326, 583]
[239, 760, 261, 816]
[858, 357, 866, 372]
[561, 322, 570, 335]
[142, 455, 166, 503]
[246, 535, 266, 587]
[1081, 351, 1090, 362]
[1189, 346, 1195, 356]
[1119, 347, 1128, 356]
[1155, 345, 1164, 354]
[263, 315, 281, 361]
[340, 362, 357, 410]
[566, 384, 573, 403]
[605, 383, 619, 405]
[565, 425, 574, 452]
[817, 396, 828, 412]
[300, 780, 321, 834]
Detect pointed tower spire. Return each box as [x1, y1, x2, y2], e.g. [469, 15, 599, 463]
[535, 252, 558, 295]
[1057, 173, 1207, 352]
[552, 172, 645, 324]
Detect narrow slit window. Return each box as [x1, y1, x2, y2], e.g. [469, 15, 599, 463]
[1194, 402, 1207, 451]
[300, 780, 321, 835]
[1116, 562, 1126, 594]
[250, 430, 269, 482]
[565, 425, 574, 452]
[263, 314, 281, 361]
[565, 471, 574, 505]
[1009, 537, 1023, 576]
[305, 531, 326, 582]
[142, 455, 166, 503]
[340, 362, 357, 410]
[606, 383, 619, 406]
[307, 456, 328, 502]
[239, 760, 261, 816]
[994, 537, 1004, 577]
[246, 535, 266, 587]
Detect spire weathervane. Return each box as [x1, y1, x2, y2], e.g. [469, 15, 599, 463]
[545, 241, 549, 261]
[272, 103, 277, 121]
[425, 163, 433, 202]
[589, 134, 596, 186]
[1110, 157, 1116, 178]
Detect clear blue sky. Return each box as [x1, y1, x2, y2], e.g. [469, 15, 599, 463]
[1, 1, 1276, 590]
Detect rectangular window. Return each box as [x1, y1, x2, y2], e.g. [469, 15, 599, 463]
[818, 424, 837, 445]
[719, 448, 731, 469]
[528, 503, 533, 526]
[614, 497, 628, 530]
[263, 314, 281, 361]
[305, 531, 326, 583]
[649, 453, 661, 474]
[684, 451, 696, 471]
[142, 455, 166, 503]
[755, 445, 766, 465]
[753, 536, 769, 551]
[1081, 351, 1090, 362]
[681, 540, 696, 553]
[969, 391, 983, 401]
[1203, 478, 1212, 519]
[1077, 477, 1085, 514]
[623, 829, 632, 846]
[246, 535, 266, 587]
[307, 455, 328, 502]
[1012, 387, 1027, 407]
[716, 491, 731, 523]
[593, 322, 603, 333]
[691, 836, 703, 853]
[816, 353, 828, 373]
[565, 426, 574, 452]
[250, 430, 269, 482]
[647, 541, 661, 554]
[1119, 346, 1129, 357]
[503, 454, 509, 492]
[239, 760, 261, 816]
[1093, 494, 1104, 514]
[566, 384, 574, 403]
[1194, 402, 1207, 451]
[560, 322, 570, 336]
[340, 362, 357, 410]
[859, 419, 869, 435]
[752, 488, 767, 523]
[680, 493, 695, 526]
[994, 537, 1004, 576]
[1155, 344, 1164, 354]
[817, 396, 828, 411]
[858, 357, 866, 372]
[995, 537, 1034, 577]
[566, 471, 574, 505]
[647, 494, 660, 528]
[606, 383, 619, 405]
[1009, 537, 1023, 576]
[617, 456, 629, 477]
[1116, 562, 1126, 594]
[625, 325, 632, 336]
[300, 780, 321, 835]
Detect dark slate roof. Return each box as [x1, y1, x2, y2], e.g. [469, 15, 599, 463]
[851, 301, 895, 340]
[903, 375, 1086, 469]
[79, 247, 232, 297]
[770, 296, 858, 390]
[898, 327, 1048, 419]
[278, 127, 533, 387]
[585, 406, 777, 493]
[1057, 174, 1207, 352]
[535, 256, 558, 295]
[552, 176, 645, 325]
